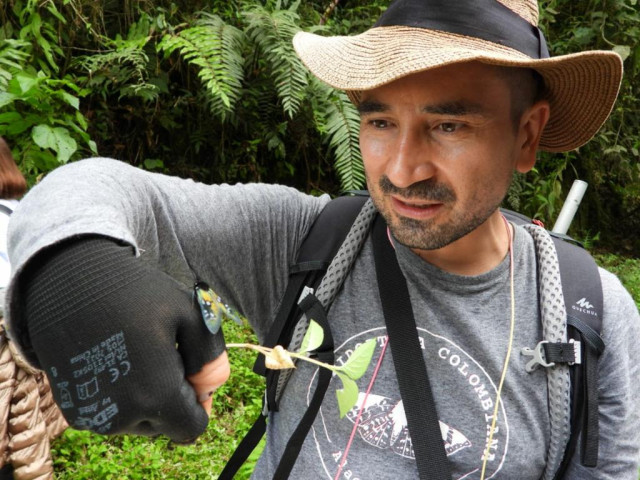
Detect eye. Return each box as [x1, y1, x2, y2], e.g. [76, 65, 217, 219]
[370, 119, 389, 129]
[438, 122, 459, 133]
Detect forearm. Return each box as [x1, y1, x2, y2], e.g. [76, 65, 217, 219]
[5, 158, 329, 349]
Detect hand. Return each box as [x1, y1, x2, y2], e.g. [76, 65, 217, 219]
[21, 237, 227, 442]
[187, 351, 231, 415]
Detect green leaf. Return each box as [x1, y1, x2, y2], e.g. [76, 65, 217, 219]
[32, 124, 56, 149]
[613, 45, 631, 62]
[242, 4, 308, 118]
[299, 319, 324, 354]
[58, 90, 80, 109]
[144, 159, 164, 170]
[6, 120, 32, 135]
[0, 93, 16, 109]
[335, 338, 376, 381]
[15, 72, 38, 94]
[335, 372, 359, 418]
[51, 128, 76, 162]
[32, 125, 77, 163]
[0, 112, 23, 125]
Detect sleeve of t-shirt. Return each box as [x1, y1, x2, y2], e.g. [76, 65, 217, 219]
[564, 267, 640, 479]
[4, 157, 330, 346]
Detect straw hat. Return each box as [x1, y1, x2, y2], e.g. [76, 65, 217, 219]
[293, 0, 623, 152]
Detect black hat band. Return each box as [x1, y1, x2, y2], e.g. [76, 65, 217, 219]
[375, 0, 550, 59]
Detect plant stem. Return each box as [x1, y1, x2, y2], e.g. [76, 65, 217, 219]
[226, 343, 339, 373]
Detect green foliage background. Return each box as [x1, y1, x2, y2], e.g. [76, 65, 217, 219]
[0, 1, 638, 477]
[505, 0, 640, 253]
[0, 0, 638, 252]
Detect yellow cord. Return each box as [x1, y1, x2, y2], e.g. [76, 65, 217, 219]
[480, 218, 515, 480]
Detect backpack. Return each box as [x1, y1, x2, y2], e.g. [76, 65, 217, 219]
[220, 193, 604, 480]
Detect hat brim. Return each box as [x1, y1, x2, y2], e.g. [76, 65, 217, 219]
[293, 26, 623, 152]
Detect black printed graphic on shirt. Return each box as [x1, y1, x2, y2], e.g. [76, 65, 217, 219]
[307, 327, 509, 480]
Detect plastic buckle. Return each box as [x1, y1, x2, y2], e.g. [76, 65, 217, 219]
[568, 339, 582, 365]
[521, 341, 555, 372]
[298, 286, 314, 304]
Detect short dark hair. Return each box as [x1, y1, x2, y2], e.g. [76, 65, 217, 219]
[0, 137, 27, 199]
[497, 66, 547, 130]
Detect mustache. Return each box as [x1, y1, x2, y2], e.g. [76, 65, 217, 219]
[378, 176, 456, 202]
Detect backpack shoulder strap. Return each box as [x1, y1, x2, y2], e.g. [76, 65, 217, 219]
[254, 193, 370, 380]
[220, 193, 372, 480]
[550, 237, 603, 478]
[506, 209, 604, 479]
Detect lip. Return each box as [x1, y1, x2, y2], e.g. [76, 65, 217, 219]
[391, 196, 443, 220]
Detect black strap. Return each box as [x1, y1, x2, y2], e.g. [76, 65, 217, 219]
[0, 204, 13, 216]
[543, 342, 579, 364]
[218, 414, 267, 480]
[375, 0, 550, 59]
[567, 316, 604, 355]
[273, 293, 335, 478]
[550, 238, 604, 478]
[220, 294, 336, 480]
[371, 216, 451, 480]
[220, 196, 368, 479]
[255, 195, 369, 383]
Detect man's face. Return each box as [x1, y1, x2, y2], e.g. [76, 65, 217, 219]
[359, 62, 530, 252]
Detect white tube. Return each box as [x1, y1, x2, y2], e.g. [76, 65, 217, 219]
[551, 180, 588, 235]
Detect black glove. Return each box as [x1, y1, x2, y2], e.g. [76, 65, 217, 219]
[20, 236, 225, 442]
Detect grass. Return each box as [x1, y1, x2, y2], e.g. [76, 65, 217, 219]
[51, 252, 640, 478]
[594, 253, 640, 308]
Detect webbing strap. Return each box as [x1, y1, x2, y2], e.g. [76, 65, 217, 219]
[372, 216, 451, 480]
[580, 343, 599, 466]
[222, 197, 373, 479]
[274, 293, 335, 478]
[567, 316, 604, 355]
[551, 237, 603, 470]
[218, 414, 267, 480]
[275, 199, 376, 406]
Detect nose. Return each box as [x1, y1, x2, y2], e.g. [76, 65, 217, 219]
[385, 128, 437, 188]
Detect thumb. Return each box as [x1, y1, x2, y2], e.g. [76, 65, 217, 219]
[187, 352, 231, 415]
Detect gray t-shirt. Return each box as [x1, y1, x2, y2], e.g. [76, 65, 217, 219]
[5, 158, 640, 479]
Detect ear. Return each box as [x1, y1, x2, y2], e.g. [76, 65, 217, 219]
[515, 100, 551, 173]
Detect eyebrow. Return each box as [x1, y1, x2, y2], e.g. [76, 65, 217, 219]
[357, 100, 389, 115]
[423, 101, 486, 116]
[357, 99, 487, 117]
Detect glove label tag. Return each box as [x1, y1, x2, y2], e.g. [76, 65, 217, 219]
[52, 331, 131, 433]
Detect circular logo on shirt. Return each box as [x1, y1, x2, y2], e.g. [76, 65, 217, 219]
[308, 327, 509, 480]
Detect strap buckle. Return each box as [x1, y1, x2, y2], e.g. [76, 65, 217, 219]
[567, 339, 582, 366]
[521, 340, 582, 372]
[298, 286, 314, 304]
[521, 341, 554, 372]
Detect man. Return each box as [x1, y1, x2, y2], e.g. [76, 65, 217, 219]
[4, 0, 639, 479]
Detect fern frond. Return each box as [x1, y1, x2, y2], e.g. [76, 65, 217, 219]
[74, 16, 158, 101]
[313, 81, 365, 191]
[158, 13, 246, 121]
[76, 45, 158, 100]
[242, 2, 308, 119]
[0, 39, 30, 90]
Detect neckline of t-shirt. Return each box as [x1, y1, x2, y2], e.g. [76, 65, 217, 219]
[393, 223, 529, 287]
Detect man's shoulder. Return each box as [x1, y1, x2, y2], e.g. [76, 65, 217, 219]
[598, 266, 638, 313]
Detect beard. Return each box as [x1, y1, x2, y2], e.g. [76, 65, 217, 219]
[370, 175, 502, 251]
